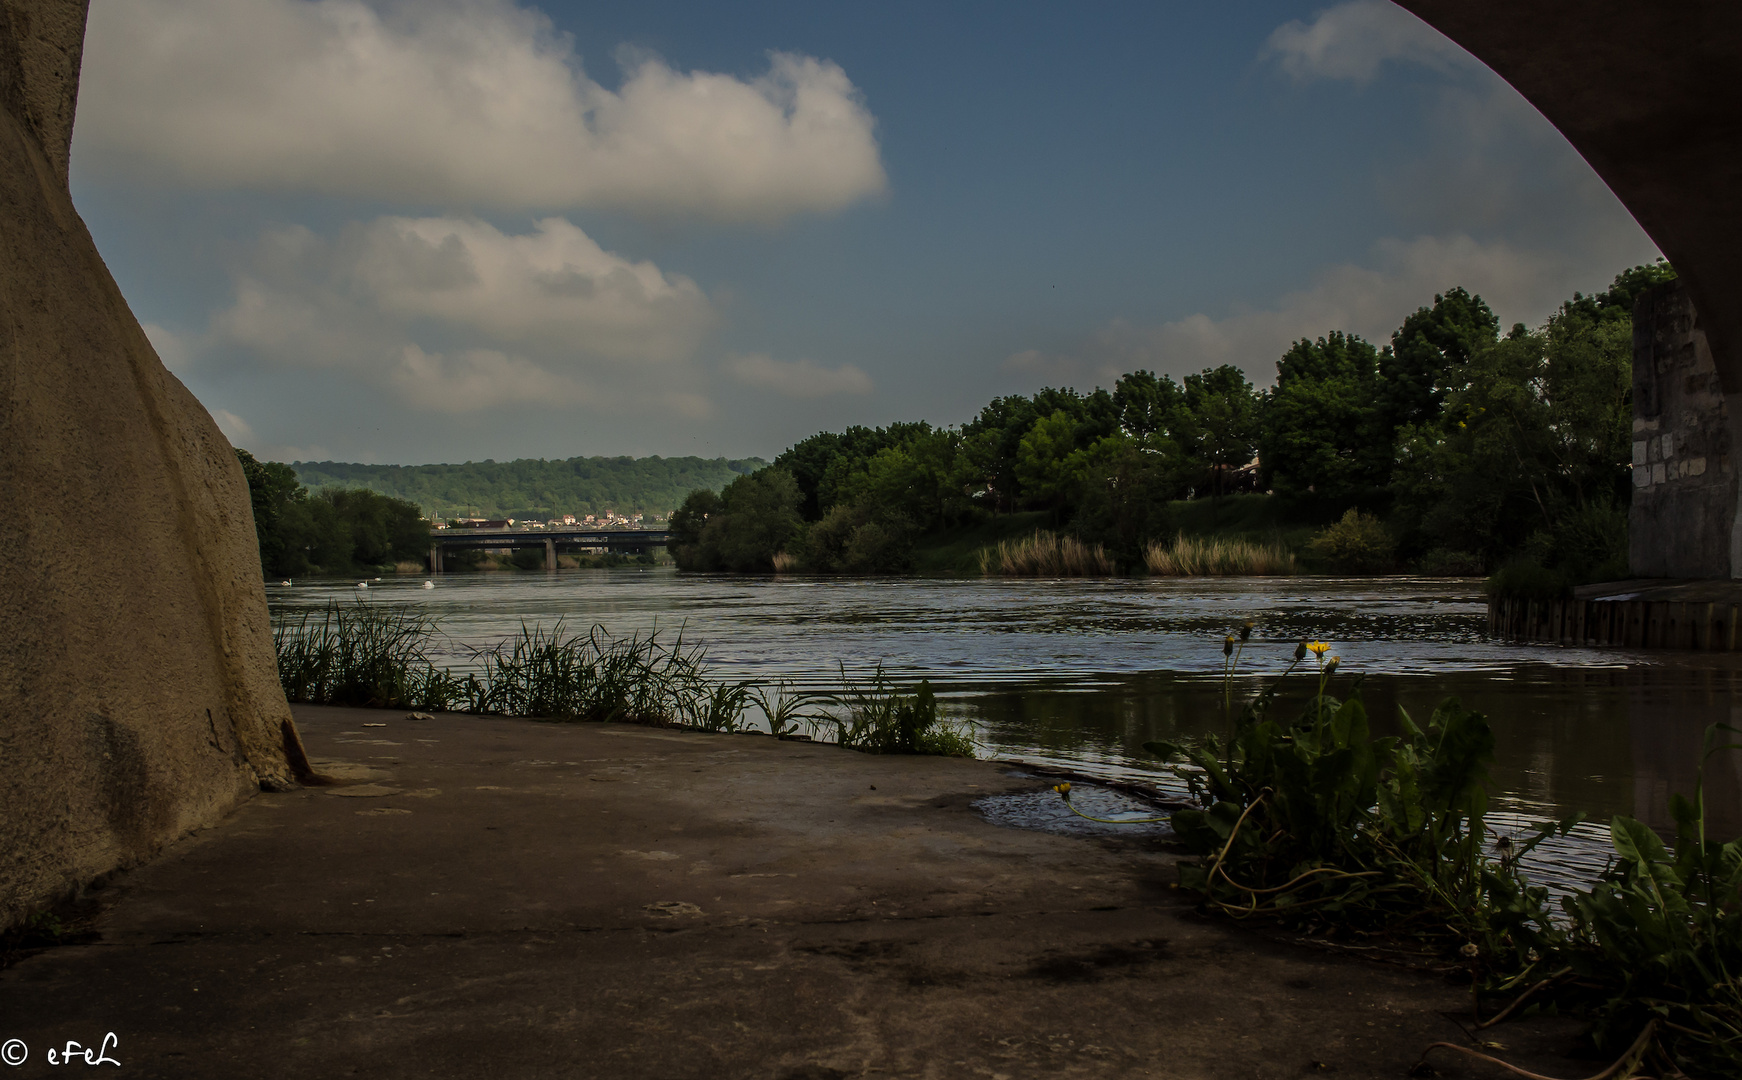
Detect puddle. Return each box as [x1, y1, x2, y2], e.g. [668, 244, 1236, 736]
[974, 786, 1173, 838]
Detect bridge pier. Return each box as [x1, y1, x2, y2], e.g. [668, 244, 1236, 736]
[1630, 282, 1740, 577]
[545, 537, 557, 571]
[429, 543, 443, 573]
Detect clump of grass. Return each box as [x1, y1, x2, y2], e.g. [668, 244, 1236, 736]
[821, 666, 975, 756]
[752, 682, 826, 738]
[274, 605, 972, 756]
[465, 621, 723, 725]
[1305, 509, 1394, 574]
[770, 550, 800, 573]
[1143, 532, 1296, 576]
[979, 530, 1114, 576]
[275, 602, 466, 710]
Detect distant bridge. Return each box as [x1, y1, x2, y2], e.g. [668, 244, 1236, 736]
[428, 527, 671, 571]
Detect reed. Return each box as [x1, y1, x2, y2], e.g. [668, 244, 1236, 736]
[274, 603, 466, 710]
[1143, 532, 1297, 576]
[273, 602, 974, 756]
[978, 530, 1114, 576]
[464, 621, 727, 726]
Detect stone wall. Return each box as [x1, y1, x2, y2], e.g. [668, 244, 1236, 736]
[0, 0, 309, 930]
[1629, 281, 1738, 578]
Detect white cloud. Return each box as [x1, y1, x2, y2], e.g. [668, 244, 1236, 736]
[1263, 0, 1472, 83]
[1004, 233, 1628, 389]
[209, 408, 255, 446]
[722, 353, 873, 398]
[199, 215, 717, 415]
[142, 321, 196, 375]
[78, 0, 887, 221]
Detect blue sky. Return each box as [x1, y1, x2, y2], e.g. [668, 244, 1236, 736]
[71, 0, 1656, 464]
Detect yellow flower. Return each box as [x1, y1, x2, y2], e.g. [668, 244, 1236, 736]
[1325, 656, 1340, 674]
[1306, 641, 1331, 656]
[1223, 636, 1235, 656]
[1052, 782, 1071, 797]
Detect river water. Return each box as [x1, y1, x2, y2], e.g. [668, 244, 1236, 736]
[269, 569, 1742, 875]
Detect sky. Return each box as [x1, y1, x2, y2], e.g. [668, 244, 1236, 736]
[69, 0, 1659, 465]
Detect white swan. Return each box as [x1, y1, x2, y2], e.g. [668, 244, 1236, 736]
[279, 580, 292, 587]
[421, 580, 435, 589]
[355, 581, 368, 588]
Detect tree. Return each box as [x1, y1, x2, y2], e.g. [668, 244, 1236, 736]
[1379, 287, 1500, 436]
[1177, 365, 1262, 497]
[1012, 410, 1078, 508]
[236, 449, 306, 574]
[1112, 370, 1185, 440]
[672, 469, 804, 573]
[1260, 332, 1391, 501]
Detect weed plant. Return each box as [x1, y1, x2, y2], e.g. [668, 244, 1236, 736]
[1137, 632, 1741, 1078]
[274, 602, 973, 757]
[1304, 509, 1394, 573]
[1143, 533, 1297, 576]
[980, 531, 1114, 576]
[822, 666, 975, 756]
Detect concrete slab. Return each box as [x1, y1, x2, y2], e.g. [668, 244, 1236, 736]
[0, 706, 1582, 1078]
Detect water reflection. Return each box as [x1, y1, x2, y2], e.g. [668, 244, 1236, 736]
[269, 568, 1742, 839]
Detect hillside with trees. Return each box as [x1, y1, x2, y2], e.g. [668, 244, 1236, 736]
[238, 451, 430, 578]
[291, 456, 766, 521]
[671, 261, 1673, 589]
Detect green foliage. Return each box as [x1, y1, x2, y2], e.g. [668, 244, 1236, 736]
[794, 498, 917, 573]
[239, 450, 431, 576]
[1260, 332, 1392, 500]
[1305, 509, 1395, 574]
[671, 469, 804, 572]
[1554, 727, 1742, 1075]
[1395, 268, 1640, 581]
[290, 455, 765, 520]
[274, 606, 971, 757]
[275, 603, 467, 710]
[1146, 663, 1521, 940]
[1176, 365, 1263, 496]
[1142, 630, 1738, 1077]
[825, 671, 975, 756]
[1380, 286, 1500, 434]
[697, 259, 1667, 580]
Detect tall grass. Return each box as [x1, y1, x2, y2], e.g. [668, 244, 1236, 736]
[466, 621, 729, 725]
[1143, 532, 1297, 576]
[273, 601, 972, 755]
[822, 666, 975, 756]
[275, 604, 467, 710]
[979, 530, 1114, 576]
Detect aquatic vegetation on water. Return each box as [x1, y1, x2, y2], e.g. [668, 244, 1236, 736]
[273, 602, 972, 756]
[1143, 533, 1296, 576]
[1118, 631, 1742, 1078]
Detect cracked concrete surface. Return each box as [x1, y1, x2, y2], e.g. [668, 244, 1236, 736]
[0, 706, 1582, 1078]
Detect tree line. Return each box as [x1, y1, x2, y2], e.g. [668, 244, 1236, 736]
[291, 454, 766, 521]
[671, 261, 1674, 581]
[238, 451, 431, 577]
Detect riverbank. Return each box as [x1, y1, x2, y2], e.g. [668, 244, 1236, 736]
[0, 705, 1582, 1078]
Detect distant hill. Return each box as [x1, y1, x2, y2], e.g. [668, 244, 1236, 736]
[290, 456, 766, 521]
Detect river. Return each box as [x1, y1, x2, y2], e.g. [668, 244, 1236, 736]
[269, 569, 1742, 874]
